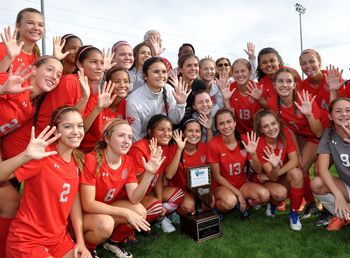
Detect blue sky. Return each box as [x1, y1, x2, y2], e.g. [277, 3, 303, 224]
[1, 0, 349, 77]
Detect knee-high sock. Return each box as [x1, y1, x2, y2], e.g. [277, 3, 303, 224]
[163, 188, 184, 214]
[290, 187, 304, 212]
[111, 224, 133, 243]
[145, 200, 163, 223]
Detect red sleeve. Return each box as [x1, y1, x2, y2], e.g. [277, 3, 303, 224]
[0, 43, 6, 62]
[15, 159, 41, 182]
[80, 152, 98, 185]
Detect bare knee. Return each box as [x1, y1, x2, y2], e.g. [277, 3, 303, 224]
[256, 188, 270, 203]
[181, 197, 195, 214]
[133, 203, 147, 219]
[218, 194, 238, 211]
[270, 187, 287, 202]
[287, 168, 303, 186]
[92, 215, 115, 240]
[311, 177, 326, 194]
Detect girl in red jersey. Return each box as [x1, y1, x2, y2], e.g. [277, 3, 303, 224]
[0, 8, 44, 72]
[128, 114, 184, 233]
[253, 109, 304, 230]
[221, 58, 263, 133]
[267, 67, 328, 219]
[166, 118, 210, 215]
[1, 106, 90, 258]
[80, 67, 130, 152]
[53, 34, 83, 75]
[208, 108, 269, 216]
[80, 119, 165, 258]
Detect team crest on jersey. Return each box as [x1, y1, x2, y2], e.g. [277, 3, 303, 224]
[278, 142, 284, 150]
[249, 96, 255, 104]
[200, 155, 206, 163]
[296, 109, 302, 118]
[211, 95, 217, 105]
[121, 168, 128, 179]
[240, 149, 247, 156]
[126, 116, 134, 125]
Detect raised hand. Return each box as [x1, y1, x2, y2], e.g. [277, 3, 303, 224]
[294, 90, 316, 116]
[325, 64, 344, 91]
[198, 112, 212, 130]
[24, 126, 61, 160]
[142, 139, 166, 175]
[172, 76, 190, 105]
[262, 145, 282, 168]
[52, 36, 69, 61]
[97, 80, 116, 109]
[341, 124, 350, 143]
[149, 35, 166, 56]
[77, 68, 90, 99]
[0, 64, 33, 95]
[0, 26, 24, 60]
[241, 131, 260, 154]
[173, 130, 187, 150]
[218, 78, 235, 101]
[246, 81, 262, 100]
[244, 41, 255, 58]
[102, 48, 116, 71]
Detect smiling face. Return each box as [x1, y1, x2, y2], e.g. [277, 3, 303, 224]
[137, 45, 152, 70]
[77, 50, 104, 83]
[16, 11, 45, 43]
[149, 120, 173, 146]
[199, 60, 215, 83]
[232, 61, 250, 86]
[299, 52, 321, 79]
[63, 37, 83, 65]
[106, 123, 133, 155]
[110, 70, 130, 98]
[144, 61, 168, 92]
[274, 71, 296, 98]
[216, 58, 231, 76]
[259, 114, 280, 140]
[259, 53, 280, 76]
[216, 112, 236, 137]
[330, 99, 350, 129]
[180, 57, 199, 82]
[113, 45, 134, 70]
[183, 121, 201, 145]
[32, 58, 63, 93]
[193, 91, 212, 116]
[56, 111, 84, 149]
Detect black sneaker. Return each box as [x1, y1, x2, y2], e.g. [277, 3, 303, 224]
[315, 209, 333, 227]
[90, 249, 100, 258]
[300, 202, 319, 219]
[240, 208, 251, 220]
[103, 239, 133, 258]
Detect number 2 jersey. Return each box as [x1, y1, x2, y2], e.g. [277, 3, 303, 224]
[7, 145, 79, 246]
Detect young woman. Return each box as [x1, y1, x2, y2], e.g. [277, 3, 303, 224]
[53, 34, 83, 75]
[207, 108, 269, 216]
[1, 106, 90, 258]
[79, 67, 130, 152]
[311, 98, 350, 231]
[128, 115, 184, 233]
[129, 42, 153, 92]
[126, 57, 189, 141]
[198, 57, 224, 110]
[111, 41, 134, 70]
[80, 118, 165, 258]
[166, 118, 209, 215]
[0, 8, 44, 72]
[267, 67, 328, 219]
[221, 58, 263, 133]
[254, 109, 304, 230]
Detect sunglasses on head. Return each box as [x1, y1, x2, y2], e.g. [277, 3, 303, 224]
[218, 63, 230, 67]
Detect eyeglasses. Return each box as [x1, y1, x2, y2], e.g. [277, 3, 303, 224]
[217, 63, 230, 68]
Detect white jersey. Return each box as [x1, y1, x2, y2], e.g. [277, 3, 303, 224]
[126, 84, 186, 141]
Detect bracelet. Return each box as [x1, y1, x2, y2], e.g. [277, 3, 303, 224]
[176, 103, 186, 108]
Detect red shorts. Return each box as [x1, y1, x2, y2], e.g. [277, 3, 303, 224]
[6, 232, 75, 258]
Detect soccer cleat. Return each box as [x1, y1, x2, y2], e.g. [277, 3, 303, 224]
[160, 217, 176, 233]
[240, 208, 251, 220]
[315, 209, 333, 227]
[168, 211, 181, 225]
[326, 217, 350, 231]
[90, 249, 100, 258]
[126, 231, 138, 245]
[103, 239, 133, 258]
[289, 211, 302, 231]
[299, 202, 319, 219]
[266, 202, 277, 217]
[277, 201, 286, 211]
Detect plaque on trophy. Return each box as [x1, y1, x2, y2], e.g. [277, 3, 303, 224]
[180, 165, 223, 242]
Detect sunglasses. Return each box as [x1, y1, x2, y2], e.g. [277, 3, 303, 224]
[217, 63, 230, 68]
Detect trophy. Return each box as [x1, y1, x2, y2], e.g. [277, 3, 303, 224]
[180, 165, 223, 242]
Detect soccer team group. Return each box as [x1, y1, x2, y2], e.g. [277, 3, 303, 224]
[0, 6, 350, 258]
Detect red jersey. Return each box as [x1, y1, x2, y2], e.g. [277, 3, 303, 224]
[128, 139, 170, 194]
[267, 92, 328, 139]
[7, 145, 79, 246]
[229, 81, 262, 133]
[81, 151, 137, 204]
[0, 42, 36, 71]
[80, 98, 126, 152]
[207, 135, 250, 188]
[168, 142, 208, 190]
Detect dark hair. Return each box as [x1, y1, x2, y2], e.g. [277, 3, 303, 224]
[215, 57, 231, 67]
[143, 57, 169, 115]
[132, 42, 153, 70]
[74, 45, 102, 73]
[146, 114, 173, 140]
[214, 108, 244, 149]
[178, 43, 195, 56]
[106, 66, 129, 82]
[50, 105, 85, 173]
[191, 89, 211, 114]
[61, 34, 82, 52]
[256, 47, 284, 81]
[178, 53, 199, 69]
[16, 8, 43, 59]
[95, 118, 130, 175]
[328, 97, 350, 142]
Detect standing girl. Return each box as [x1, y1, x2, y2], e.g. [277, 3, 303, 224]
[254, 109, 304, 230]
[208, 108, 269, 216]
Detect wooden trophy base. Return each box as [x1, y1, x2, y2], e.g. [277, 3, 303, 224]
[180, 211, 223, 242]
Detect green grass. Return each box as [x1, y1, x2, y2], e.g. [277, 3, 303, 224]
[97, 207, 350, 258]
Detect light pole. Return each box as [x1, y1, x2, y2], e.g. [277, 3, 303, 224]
[41, 0, 46, 55]
[295, 3, 306, 79]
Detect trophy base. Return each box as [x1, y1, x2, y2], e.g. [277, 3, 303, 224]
[180, 211, 223, 242]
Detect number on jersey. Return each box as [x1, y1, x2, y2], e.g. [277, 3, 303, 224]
[239, 109, 250, 120]
[229, 163, 241, 176]
[340, 154, 350, 167]
[104, 188, 116, 202]
[59, 183, 71, 203]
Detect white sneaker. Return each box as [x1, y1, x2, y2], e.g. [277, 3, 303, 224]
[289, 213, 302, 231]
[265, 203, 276, 217]
[161, 216, 176, 233]
[103, 239, 133, 258]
